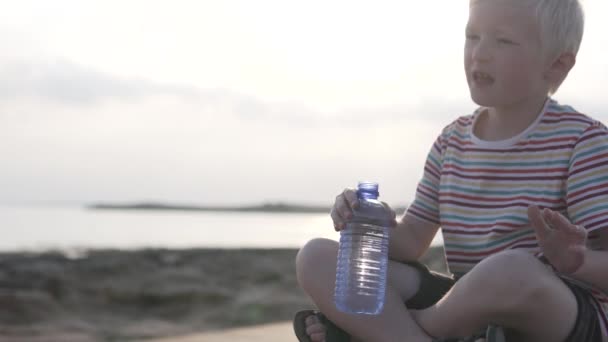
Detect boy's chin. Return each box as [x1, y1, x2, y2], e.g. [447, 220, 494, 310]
[469, 93, 495, 107]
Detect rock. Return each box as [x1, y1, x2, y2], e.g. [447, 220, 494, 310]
[0, 247, 447, 340]
[0, 290, 64, 324]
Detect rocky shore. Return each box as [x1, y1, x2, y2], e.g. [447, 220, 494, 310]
[0, 247, 447, 341]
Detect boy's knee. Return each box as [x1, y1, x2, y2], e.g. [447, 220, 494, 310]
[467, 250, 550, 307]
[295, 238, 338, 289]
[481, 249, 540, 274]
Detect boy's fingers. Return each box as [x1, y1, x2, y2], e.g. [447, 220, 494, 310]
[543, 209, 565, 229]
[542, 209, 559, 229]
[331, 190, 356, 230]
[544, 209, 586, 237]
[567, 223, 588, 241]
[527, 205, 550, 239]
[342, 188, 359, 210]
[335, 194, 353, 221]
[570, 244, 587, 255]
[553, 213, 576, 233]
[329, 208, 344, 231]
[574, 225, 587, 240]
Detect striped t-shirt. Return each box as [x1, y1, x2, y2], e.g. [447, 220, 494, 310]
[406, 99, 608, 336]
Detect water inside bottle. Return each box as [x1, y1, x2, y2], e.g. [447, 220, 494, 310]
[335, 222, 389, 315]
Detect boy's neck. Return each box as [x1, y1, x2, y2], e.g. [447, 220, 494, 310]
[474, 96, 549, 142]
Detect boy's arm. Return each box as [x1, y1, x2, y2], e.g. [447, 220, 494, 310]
[389, 214, 440, 263]
[558, 122, 608, 292]
[571, 229, 608, 294]
[528, 206, 608, 293]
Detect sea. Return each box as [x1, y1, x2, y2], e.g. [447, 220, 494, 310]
[0, 205, 443, 252]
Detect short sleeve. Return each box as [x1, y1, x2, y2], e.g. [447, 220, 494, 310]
[566, 121, 608, 246]
[406, 134, 446, 225]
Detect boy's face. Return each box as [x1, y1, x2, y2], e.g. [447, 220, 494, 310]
[465, 1, 550, 108]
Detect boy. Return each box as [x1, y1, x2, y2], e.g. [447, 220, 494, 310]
[294, 0, 608, 341]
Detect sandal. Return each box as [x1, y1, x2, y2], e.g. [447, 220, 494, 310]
[293, 309, 505, 342]
[293, 310, 350, 342]
[485, 325, 506, 342]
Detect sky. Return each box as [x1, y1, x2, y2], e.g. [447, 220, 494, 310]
[1, 0, 608, 207]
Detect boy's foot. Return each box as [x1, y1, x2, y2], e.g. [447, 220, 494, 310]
[300, 314, 487, 342]
[293, 310, 350, 342]
[304, 314, 328, 342]
[293, 309, 500, 342]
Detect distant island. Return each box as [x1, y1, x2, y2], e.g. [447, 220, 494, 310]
[88, 202, 332, 213]
[88, 202, 408, 214]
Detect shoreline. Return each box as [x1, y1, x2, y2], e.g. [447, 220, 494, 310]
[0, 247, 446, 341]
[87, 202, 408, 215]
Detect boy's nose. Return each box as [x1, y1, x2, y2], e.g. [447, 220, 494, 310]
[472, 41, 493, 62]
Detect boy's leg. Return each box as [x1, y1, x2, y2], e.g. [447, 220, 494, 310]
[296, 238, 434, 342]
[412, 250, 578, 342]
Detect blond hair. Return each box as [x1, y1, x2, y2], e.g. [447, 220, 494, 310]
[469, 0, 585, 93]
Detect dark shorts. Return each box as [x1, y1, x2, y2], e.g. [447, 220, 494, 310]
[403, 261, 602, 342]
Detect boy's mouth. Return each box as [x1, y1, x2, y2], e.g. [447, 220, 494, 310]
[472, 71, 494, 85]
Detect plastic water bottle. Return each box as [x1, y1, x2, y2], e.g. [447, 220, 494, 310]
[334, 181, 391, 315]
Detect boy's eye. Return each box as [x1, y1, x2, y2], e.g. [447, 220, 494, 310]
[466, 34, 480, 41]
[497, 38, 516, 45]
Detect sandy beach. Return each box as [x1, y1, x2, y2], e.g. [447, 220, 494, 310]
[0, 247, 447, 341]
[143, 321, 292, 342]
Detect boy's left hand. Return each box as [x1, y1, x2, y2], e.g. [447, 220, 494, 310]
[527, 205, 587, 275]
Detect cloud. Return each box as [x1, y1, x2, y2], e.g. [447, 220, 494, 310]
[0, 59, 199, 105]
[0, 57, 473, 127]
[204, 89, 470, 127]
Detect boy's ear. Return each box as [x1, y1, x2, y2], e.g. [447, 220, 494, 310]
[545, 52, 576, 84]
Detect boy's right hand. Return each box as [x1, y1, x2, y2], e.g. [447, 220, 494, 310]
[330, 188, 359, 231]
[330, 188, 397, 231]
